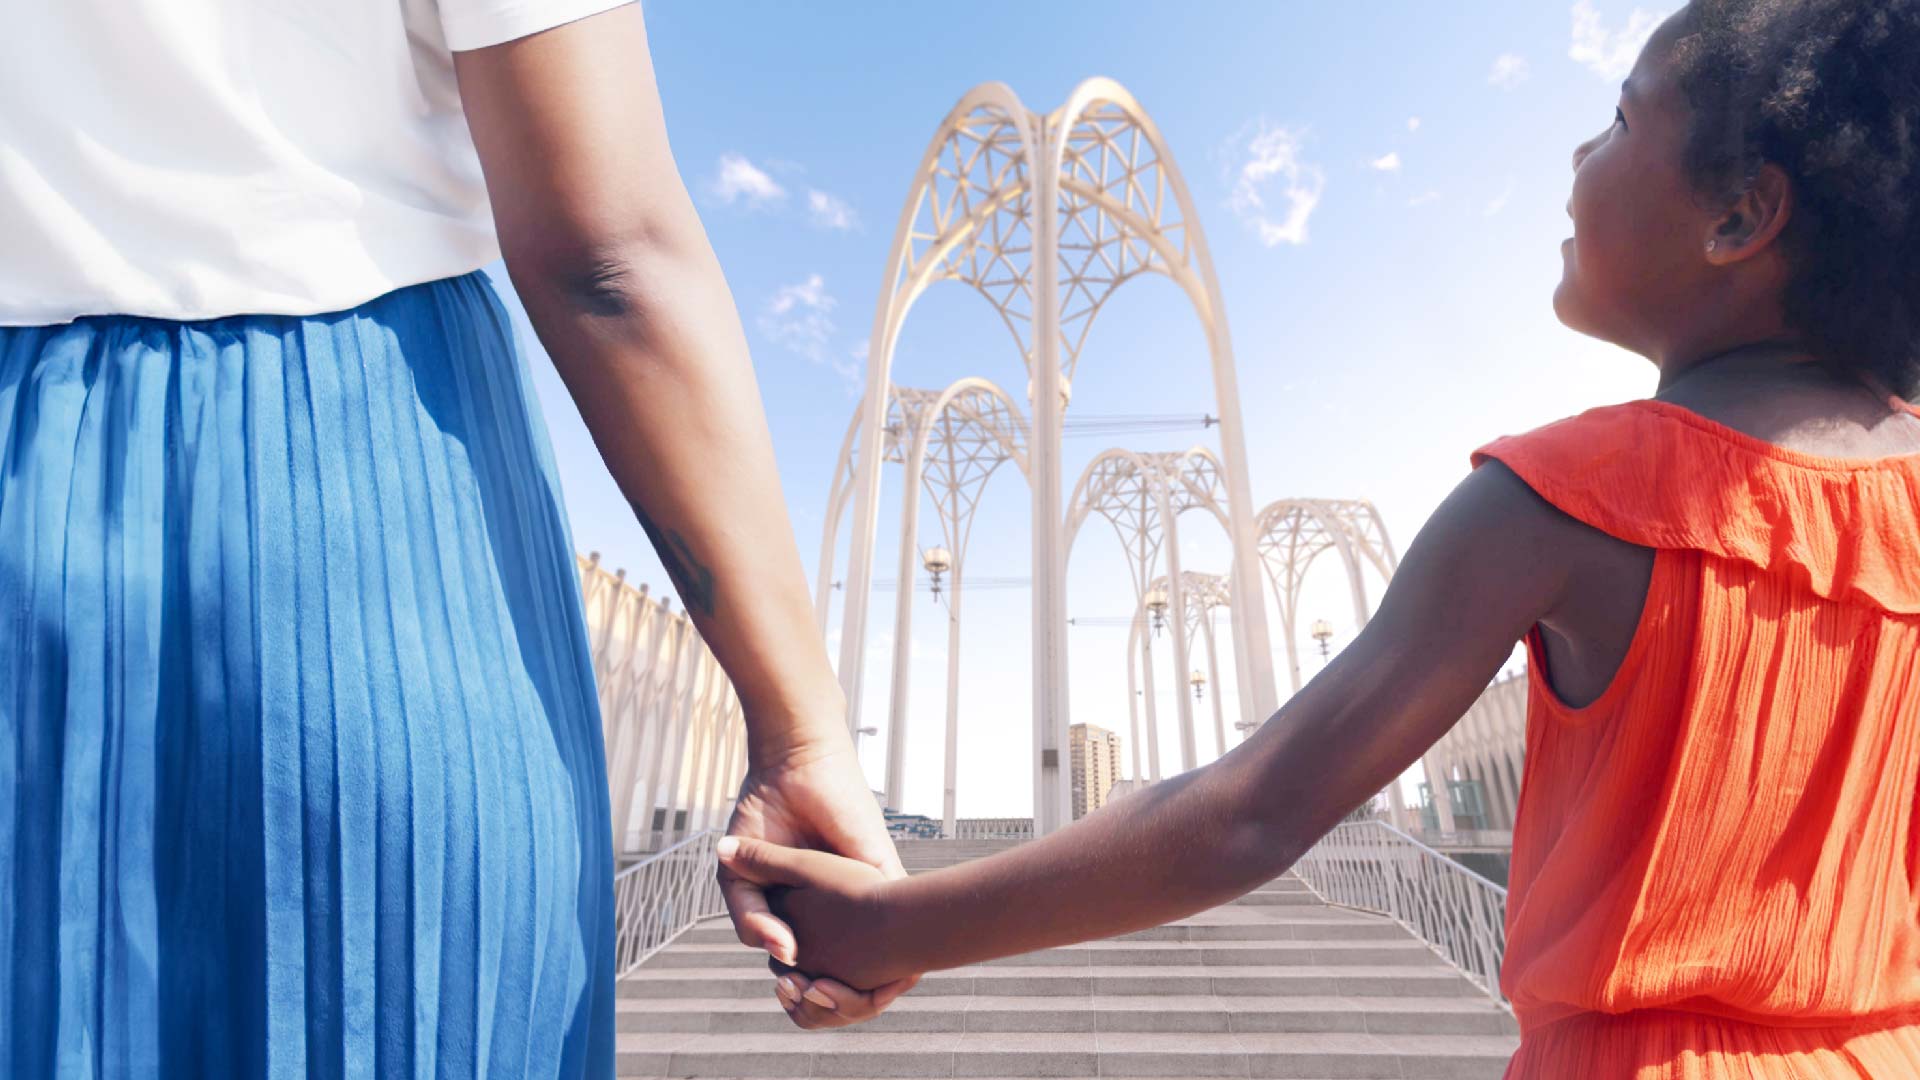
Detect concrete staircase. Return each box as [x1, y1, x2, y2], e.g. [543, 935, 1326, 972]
[621, 839, 1519, 1078]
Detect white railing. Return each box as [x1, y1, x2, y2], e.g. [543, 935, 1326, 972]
[1292, 820, 1510, 1010]
[948, 818, 1035, 840]
[578, 553, 746, 858]
[613, 828, 726, 976]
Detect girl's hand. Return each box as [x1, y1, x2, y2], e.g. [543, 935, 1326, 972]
[719, 746, 921, 1027]
[716, 836, 919, 1020]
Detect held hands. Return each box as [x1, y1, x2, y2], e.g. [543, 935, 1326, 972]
[718, 743, 921, 1028]
[717, 836, 918, 1017]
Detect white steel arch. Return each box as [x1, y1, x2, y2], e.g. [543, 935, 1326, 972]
[1250, 499, 1420, 832]
[1065, 446, 1252, 777]
[884, 379, 1032, 830]
[1119, 569, 1236, 784]
[817, 378, 1032, 832]
[839, 79, 1276, 836]
[1173, 571, 1236, 762]
[1255, 498, 1399, 694]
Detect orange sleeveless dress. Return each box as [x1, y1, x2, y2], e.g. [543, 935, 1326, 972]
[1470, 395, 1920, 1078]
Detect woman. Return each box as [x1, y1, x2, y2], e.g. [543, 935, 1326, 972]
[0, 2, 909, 1076]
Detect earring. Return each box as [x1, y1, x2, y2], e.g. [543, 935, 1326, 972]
[1707, 239, 1719, 253]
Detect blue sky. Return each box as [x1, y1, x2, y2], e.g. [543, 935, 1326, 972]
[490, 0, 1672, 820]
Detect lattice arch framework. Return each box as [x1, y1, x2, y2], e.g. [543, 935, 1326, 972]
[832, 79, 1279, 835]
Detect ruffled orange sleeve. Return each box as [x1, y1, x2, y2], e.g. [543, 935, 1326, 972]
[1470, 400, 1920, 614]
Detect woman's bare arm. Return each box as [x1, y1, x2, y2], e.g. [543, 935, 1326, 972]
[450, 7, 843, 763]
[725, 462, 1590, 990]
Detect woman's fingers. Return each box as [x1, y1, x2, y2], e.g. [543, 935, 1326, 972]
[716, 835, 857, 890]
[717, 858, 797, 966]
[772, 973, 889, 1030]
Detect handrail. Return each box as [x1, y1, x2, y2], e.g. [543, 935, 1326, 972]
[1291, 820, 1511, 1011]
[613, 828, 726, 976]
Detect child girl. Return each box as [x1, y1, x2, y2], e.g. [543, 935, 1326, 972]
[718, 1, 1920, 1074]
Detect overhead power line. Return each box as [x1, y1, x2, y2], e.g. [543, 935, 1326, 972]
[841, 576, 1031, 591]
[1059, 413, 1216, 440]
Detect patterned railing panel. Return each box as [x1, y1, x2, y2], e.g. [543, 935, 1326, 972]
[613, 828, 727, 976]
[1291, 820, 1510, 1010]
[949, 818, 1035, 840]
[578, 553, 746, 857]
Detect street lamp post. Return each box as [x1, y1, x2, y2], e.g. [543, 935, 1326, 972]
[1144, 585, 1169, 638]
[923, 546, 953, 604]
[1311, 618, 1334, 662]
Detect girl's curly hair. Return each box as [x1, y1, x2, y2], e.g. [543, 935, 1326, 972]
[1672, 1, 1920, 395]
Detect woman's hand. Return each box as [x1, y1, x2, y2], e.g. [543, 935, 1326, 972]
[720, 741, 921, 1028]
[717, 835, 919, 1011]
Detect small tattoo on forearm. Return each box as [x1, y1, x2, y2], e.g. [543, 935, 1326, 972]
[635, 503, 718, 618]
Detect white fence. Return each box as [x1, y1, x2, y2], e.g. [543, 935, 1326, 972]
[614, 829, 727, 975]
[1292, 820, 1510, 1011]
[950, 818, 1036, 840]
[580, 554, 746, 856]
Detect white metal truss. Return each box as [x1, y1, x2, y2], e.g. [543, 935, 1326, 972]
[579, 553, 744, 856]
[1251, 499, 1434, 832]
[1064, 446, 1262, 778]
[1254, 498, 1399, 693]
[816, 378, 1031, 833]
[1175, 571, 1236, 762]
[835, 79, 1279, 836]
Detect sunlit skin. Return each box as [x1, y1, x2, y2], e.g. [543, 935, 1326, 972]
[451, 6, 920, 1028]
[726, 6, 1920, 1026]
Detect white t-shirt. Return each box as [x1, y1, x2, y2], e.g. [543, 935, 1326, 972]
[0, 0, 633, 326]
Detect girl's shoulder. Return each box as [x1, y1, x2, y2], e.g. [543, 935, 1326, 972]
[1472, 400, 1920, 613]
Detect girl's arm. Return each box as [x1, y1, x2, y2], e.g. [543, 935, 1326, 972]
[727, 461, 1586, 992]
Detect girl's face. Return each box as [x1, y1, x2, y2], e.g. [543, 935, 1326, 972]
[1554, 11, 1723, 360]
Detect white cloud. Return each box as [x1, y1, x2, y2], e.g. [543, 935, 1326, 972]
[1489, 54, 1531, 90]
[1223, 121, 1325, 248]
[1407, 117, 1422, 132]
[1369, 151, 1402, 173]
[759, 273, 835, 362]
[1407, 190, 1442, 208]
[1570, 1, 1669, 81]
[711, 153, 786, 208]
[807, 189, 859, 230]
[1485, 178, 1517, 217]
[833, 340, 868, 391]
[757, 276, 863, 392]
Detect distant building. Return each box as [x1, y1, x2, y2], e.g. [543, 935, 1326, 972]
[1069, 723, 1123, 820]
[1421, 669, 1527, 833]
[1413, 668, 1528, 886]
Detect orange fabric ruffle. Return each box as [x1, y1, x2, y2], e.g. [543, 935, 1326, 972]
[1473, 400, 1920, 613]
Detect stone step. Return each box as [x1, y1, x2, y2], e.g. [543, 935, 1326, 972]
[893, 870, 1317, 898]
[676, 915, 1411, 947]
[623, 994, 1520, 1037]
[621, 964, 1486, 1001]
[618, 1029, 1519, 1078]
[642, 939, 1445, 971]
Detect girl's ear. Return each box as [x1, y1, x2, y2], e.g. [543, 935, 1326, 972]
[1706, 163, 1793, 266]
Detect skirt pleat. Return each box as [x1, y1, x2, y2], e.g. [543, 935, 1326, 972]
[0, 271, 614, 1080]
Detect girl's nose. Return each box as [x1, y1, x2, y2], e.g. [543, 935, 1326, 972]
[1572, 132, 1602, 172]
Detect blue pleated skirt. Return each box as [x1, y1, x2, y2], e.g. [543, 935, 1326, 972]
[0, 271, 615, 1079]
